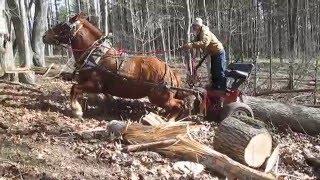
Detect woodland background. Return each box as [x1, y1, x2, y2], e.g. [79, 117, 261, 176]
[0, 0, 320, 91]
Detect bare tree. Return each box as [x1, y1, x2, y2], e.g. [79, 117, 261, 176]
[100, 0, 109, 34]
[31, 0, 48, 67]
[287, 0, 299, 90]
[7, 0, 35, 84]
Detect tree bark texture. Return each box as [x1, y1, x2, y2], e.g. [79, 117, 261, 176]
[245, 96, 320, 135]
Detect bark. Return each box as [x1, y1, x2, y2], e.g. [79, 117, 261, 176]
[202, 0, 209, 27]
[76, 0, 81, 13]
[31, 0, 48, 67]
[226, 0, 234, 63]
[46, 5, 53, 56]
[268, 2, 273, 90]
[160, 24, 167, 62]
[183, 0, 191, 73]
[244, 96, 320, 135]
[255, 88, 314, 96]
[165, 0, 171, 61]
[287, 0, 299, 89]
[7, 0, 35, 84]
[0, 0, 17, 81]
[129, 0, 137, 52]
[214, 116, 272, 168]
[100, 0, 109, 34]
[239, 9, 244, 62]
[216, 0, 220, 34]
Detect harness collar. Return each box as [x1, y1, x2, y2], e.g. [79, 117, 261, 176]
[75, 36, 112, 71]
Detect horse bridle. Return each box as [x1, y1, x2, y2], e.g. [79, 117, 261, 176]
[57, 20, 83, 44]
[66, 20, 84, 37]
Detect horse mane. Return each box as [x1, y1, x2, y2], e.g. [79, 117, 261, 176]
[81, 18, 103, 38]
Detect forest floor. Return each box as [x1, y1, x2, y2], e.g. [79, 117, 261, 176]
[0, 60, 319, 179]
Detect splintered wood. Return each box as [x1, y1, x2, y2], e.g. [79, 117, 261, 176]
[107, 113, 277, 180]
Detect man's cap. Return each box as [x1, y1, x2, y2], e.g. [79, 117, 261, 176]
[192, 18, 203, 27]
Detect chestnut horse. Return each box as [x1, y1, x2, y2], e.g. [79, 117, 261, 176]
[43, 13, 186, 118]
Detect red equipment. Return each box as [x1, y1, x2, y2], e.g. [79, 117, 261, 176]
[190, 63, 254, 122]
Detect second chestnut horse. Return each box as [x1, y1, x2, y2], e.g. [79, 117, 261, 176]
[43, 13, 187, 119]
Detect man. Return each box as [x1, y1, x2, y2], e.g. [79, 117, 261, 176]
[183, 18, 226, 91]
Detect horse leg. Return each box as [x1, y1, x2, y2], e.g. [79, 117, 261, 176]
[148, 91, 184, 120]
[165, 96, 185, 121]
[70, 79, 102, 118]
[70, 84, 84, 118]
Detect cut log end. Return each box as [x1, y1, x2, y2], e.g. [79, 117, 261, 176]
[214, 117, 273, 168]
[244, 133, 272, 168]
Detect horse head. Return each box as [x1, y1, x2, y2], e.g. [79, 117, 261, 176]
[43, 13, 102, 46]
[43, 12, 110, 61]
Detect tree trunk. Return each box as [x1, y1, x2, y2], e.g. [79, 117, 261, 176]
[129, 0, 137, 52]
[31, 0, 48, 67]
[239, 9, 244, 62]
[46, 5, 53, 56]
[244, 96, 320, 135]
[214, 116, 272, 168]
[287, 0, 299, 89]
[184, 0, 192, 73]
[278, 18, 283, 64]
[202, 0, 209, 27]
[0, 0, 17, 81]
[226, 0, 234, 64]
[76, 0, 81, 13]
[7, 0, 35, 84]
[160, 24, 167, 62]
[165, 0, 171, 61]
[216, 0, 220, 34]
[100, 0, 109, 34]
[268, 2, 273, 90]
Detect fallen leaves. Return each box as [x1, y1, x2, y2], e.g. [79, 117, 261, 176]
[0, 76, 319, 179]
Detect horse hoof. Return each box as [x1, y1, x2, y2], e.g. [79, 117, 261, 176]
[72, 110, 83, 119]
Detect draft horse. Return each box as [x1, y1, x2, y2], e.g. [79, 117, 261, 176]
[43, 13, 186, 119]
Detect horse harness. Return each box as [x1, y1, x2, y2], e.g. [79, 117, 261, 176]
[65, 21, 200, 95]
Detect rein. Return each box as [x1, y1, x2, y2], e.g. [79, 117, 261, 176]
[116, 47, 181, 56]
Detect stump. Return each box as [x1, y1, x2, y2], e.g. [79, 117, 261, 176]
[214, 116, 272, 168]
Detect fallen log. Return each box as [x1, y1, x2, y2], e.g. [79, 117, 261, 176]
[158, 135, 275, 180]
[255, 88, 314, 96]
[214, 116, 272, 168]
[244, 96, 320, 135]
